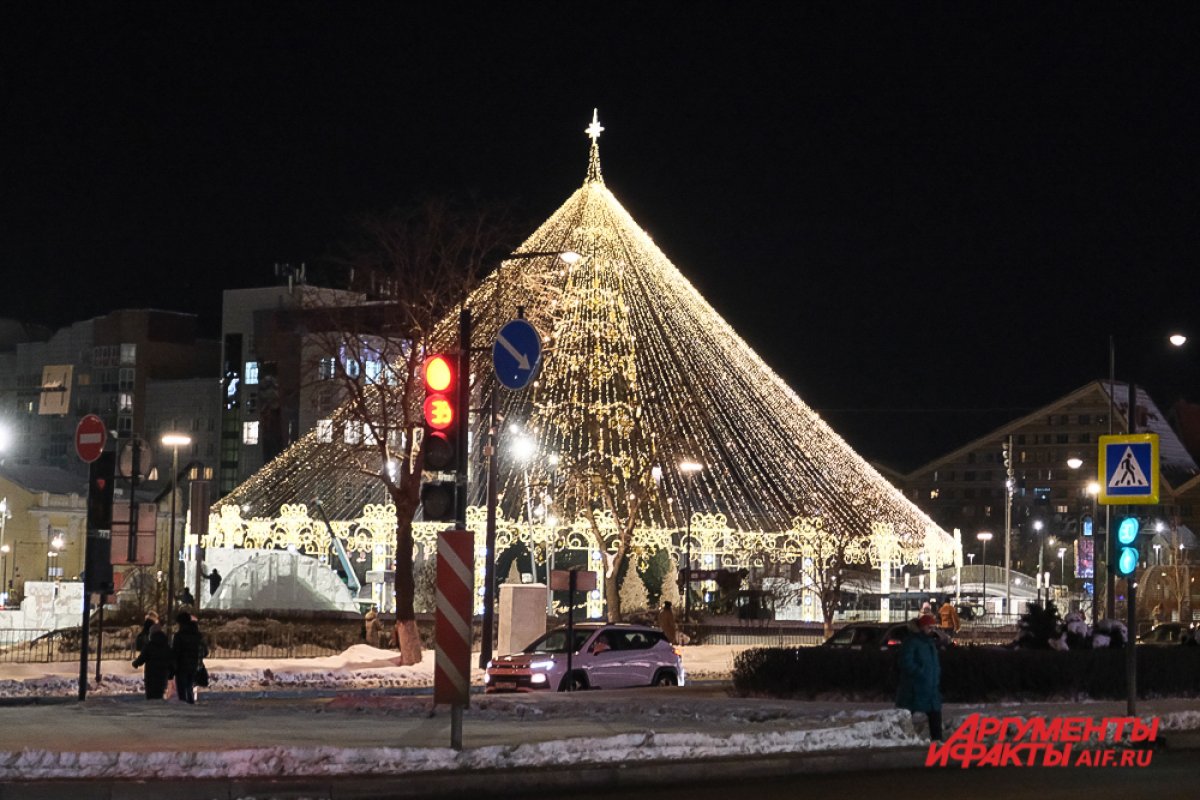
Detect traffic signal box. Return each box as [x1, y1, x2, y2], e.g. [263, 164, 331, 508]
[84, 452, 115, 593]
[1113, 516, 1140, 578]
[421, 354, 458, 521]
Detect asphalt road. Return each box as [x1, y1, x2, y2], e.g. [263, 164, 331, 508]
[528, 749, 1196, 800]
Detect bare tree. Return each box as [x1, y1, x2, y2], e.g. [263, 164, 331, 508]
[559, 404, 660, 622]
[792, 518, 862, 637]
[305, 199, 517, 664]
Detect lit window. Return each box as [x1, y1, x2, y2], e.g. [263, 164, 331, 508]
[929, 489, 940, 499]
[317, 419, 333, 443]
[120, 343, 137, 365]
[245, 361, 259, 385]
[242, 421, 259, 445]
[319, 357, 336, 380]
[343, 422, 362, 445]
[365, 358, 383, 383]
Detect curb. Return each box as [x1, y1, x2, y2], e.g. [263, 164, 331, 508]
[0, 746, 931, 800]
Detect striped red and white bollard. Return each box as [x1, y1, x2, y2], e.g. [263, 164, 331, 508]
[434, 528, 474, 748]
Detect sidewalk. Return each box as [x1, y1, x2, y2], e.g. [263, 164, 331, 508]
[0, 688, 1197, 790]
[0, 646, 1197, 796]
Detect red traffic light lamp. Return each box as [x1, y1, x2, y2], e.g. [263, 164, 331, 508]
[421, 354, 459, 520]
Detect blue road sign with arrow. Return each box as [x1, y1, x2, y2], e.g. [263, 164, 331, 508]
[493, 319, 543, 390]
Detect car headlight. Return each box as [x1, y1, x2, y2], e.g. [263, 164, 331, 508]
[529, 659, 555, 670]
[483, 672, 491, 683]
[485, 661, 494, 670]
[530, 673, 547, 684]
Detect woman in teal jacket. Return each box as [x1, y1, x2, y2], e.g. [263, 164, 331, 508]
[896, 613, 943, 740]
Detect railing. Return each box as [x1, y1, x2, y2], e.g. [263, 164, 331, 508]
[0, 627, 347, 664]
[688, 623, 826, 647]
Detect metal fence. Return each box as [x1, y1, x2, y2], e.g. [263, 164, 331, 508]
[687, 623, 826, 647]
[0, 627, 347, 664]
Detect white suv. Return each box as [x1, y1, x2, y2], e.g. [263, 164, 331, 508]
[485, 622, 685, 692]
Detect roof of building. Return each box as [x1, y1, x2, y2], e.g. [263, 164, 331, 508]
[904, 380, 1199, 492]
[0, 464, 87, 496]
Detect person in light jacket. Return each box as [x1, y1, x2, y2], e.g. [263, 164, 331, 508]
[657, 601, 679, 645]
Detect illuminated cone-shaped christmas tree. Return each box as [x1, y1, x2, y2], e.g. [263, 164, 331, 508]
[466, 113, 944, 543]
[213, 112, 953, 614]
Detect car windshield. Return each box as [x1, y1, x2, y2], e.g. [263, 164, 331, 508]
[523, 628, 594, 654]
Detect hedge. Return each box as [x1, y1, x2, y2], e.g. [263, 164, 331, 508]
[731, 645, 1200, 701]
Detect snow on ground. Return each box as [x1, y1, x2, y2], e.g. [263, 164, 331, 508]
[0, 643, 743, 698]
[1, 645, 1197, 781]
[0, 708, 926, 780]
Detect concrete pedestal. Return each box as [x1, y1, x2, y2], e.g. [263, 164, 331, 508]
[497, 582, 547, 656]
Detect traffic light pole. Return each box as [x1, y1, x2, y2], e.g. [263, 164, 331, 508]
[455, 308, 471, 529]
[1125, 380, 1137, 715]
[479, 390, 498, 669]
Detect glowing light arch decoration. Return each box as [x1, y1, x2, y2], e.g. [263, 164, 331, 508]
[210, 113, 959, 619]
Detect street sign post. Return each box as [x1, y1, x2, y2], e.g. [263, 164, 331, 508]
[1097, 433, 1160, 505]
[74, 415, 107, 463]
[434, 528, 474, 750]
[492, 319, 543, 390]
[550, 569, 597, 691]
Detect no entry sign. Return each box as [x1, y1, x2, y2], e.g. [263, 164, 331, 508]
[75, 415, 107, 463]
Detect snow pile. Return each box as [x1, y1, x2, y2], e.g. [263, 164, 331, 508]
[0, 643, 741, 698]
[0, 709, 922, 780]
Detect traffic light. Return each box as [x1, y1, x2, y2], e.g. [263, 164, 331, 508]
[85, 452, 115, 593]
[86, 452, 115, 530]
[421, 354, 458, 521]
[1113, 516, 1140, 577]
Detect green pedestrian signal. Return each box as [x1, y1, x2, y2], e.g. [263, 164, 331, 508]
[1113, 517, 1140, 577]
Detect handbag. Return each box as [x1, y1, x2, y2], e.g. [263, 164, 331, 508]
[195, 663, 210, 688]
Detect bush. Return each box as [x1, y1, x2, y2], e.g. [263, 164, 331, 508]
[732, 644, 1200, 701]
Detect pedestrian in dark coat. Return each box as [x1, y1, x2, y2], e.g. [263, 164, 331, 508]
[896, 613, 944, 740]
[207, 568, 222, 598]
[135, 611, 160, 654]
[132, 630, 173, 700]
[171, 612, 207, 704]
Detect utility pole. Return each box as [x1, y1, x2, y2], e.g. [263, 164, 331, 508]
[1004, 435, 1013, 619]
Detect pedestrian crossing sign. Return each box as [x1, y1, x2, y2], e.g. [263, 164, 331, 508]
[1097, 433, 1159, 505]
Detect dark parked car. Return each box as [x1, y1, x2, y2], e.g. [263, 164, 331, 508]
[822, 622, 910, 650]
[1138, 622, 1195, 645]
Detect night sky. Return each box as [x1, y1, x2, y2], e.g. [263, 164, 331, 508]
[2, 4, 1197, 471]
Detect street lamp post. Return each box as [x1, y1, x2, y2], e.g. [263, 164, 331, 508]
[679, 460, 703, 622]
[977, 531, 993, 618]
[477, 249, 582, 672]
[0, 498, 8, 580]
[0, 544, 8, 606]
[1033, 520, 1045, 604]
[162, 434, 192, 628]
[1058, 546, 1067, 586]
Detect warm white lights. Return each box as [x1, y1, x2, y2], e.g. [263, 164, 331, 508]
[162, 434, 192, 447]
[1169, 333, 1187, 347]
[1066, 457, 1083, 469]
[213, 112, 953, 574]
